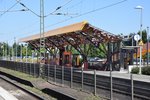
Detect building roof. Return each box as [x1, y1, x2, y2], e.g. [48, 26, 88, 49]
[19, 21, 87, 42]
[19, 21, 122, 49]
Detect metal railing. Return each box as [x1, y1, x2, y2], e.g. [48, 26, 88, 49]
[0, 60, 150, 100]
[0, 60, 40, 77]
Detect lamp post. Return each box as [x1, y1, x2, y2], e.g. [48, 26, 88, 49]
[147, 27, 149, 66]
[7, 41, 10, 61]
[135, 6, 143, 39]
[32, 50, 34, 63]
[5, 42, 7, 60]
[135, 5, 143, 74]
[12, 44, 14, 61]
[20, 43, 22, 62]
[25, 44, 28, 63]
[14, 37, 17, 62]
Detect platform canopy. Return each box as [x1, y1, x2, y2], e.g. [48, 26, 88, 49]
[19, 21, 122, 50]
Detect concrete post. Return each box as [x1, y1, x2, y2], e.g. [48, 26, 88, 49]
[62, 66, 64, 86]
[54, 65, 56, 84]
[81, 67, 83, 90]
[48, 64, 49, 81]
[110, 71, 113, 100]
[94, 70, 96, 95]
[70, 67, 73, 88]
[131, 74, 134, 100]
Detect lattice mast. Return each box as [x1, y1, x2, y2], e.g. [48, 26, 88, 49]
[40, 0, 45, 76]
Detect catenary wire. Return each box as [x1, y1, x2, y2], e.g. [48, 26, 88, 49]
[0, 9, 29, 13]
[16, 0, 40, 17]
[14, 0, 128, 39]
[45, 0, 73, 17]
[45, 0, 127, 28]
[2, 0, 127, 43]
[0, 0, 21, 17]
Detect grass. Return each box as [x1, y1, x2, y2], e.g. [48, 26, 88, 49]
[19, 83, 56, 100]
[84, 95, 106, 100]
[0, 67, 106, 100]
[0, 67, 56, 100]
[0, 67, 42, 81]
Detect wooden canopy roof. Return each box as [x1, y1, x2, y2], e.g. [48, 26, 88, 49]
[19, 21, 122, 49]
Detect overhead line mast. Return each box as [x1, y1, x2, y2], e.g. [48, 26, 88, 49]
[40, 0, 45, 77]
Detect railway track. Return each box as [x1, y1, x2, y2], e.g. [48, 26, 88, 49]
[0, 60, 150, 100]
[0, 77, 44, 100]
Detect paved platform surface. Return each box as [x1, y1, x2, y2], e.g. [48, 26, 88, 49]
[0, 77, 39, 100]
[0, 86, 18, 100]
[32, 79, 93, 100]
[83, 70, 150, 83]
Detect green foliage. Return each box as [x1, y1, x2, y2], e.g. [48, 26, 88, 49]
[0, 42, 34, 58]
[138, 29, 147, 44]
[0, 42, 10, 57]
[87, 43, 107, 58]
[131, 67, 150, 75]
[123, 29, 148, 46]
[142, 67, 150, 75]
[131, 67, 139, 74]
[67, 43, 107, 58]
[0, 40, 108, 60]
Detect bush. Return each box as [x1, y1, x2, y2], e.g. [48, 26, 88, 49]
[131, 66, 150, 75]
[142, 67, 150, 75]
[131, 67, 139, 74]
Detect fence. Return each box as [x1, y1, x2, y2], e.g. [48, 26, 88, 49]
[0, 60, 40, 77]
[0, 60, 150, 100]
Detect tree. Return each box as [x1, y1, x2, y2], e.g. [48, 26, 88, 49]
[21, 44, 32, 57]
[0, 43, 3, 57]
[138, 29, 147, 43]
[81, 43, 107, 58]
[123, 29, 148, 46]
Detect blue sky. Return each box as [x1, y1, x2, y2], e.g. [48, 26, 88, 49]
[0, 0, 149, 45]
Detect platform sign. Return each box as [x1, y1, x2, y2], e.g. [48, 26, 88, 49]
[139, 40, 144, 46]
[134, 34, 141, 42]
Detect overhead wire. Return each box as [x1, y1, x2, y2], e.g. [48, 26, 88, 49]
[65, 0, 83, 10]
[1, 0, 73, 42]
[79, 0, 127, 17]
[16, 0, 40, 17]
[12, 0, 74, 38]
[0, 0, 21, 17]
[45, 0, 73, 17]
[13, 0, 128, 39]
[61, 0, 83, 18]
[16, 0, 74, 18]
[0, 0, 37, 43]
[61, 0, 73, 8]
[45, 0, 127, 28]
[0, 9, 29, 13]
[2, 0, 127, 43]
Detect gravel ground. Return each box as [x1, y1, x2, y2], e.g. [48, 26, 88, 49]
[0, 78, 38, 100]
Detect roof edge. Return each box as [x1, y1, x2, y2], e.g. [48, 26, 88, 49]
[19, 21, 88, 42]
